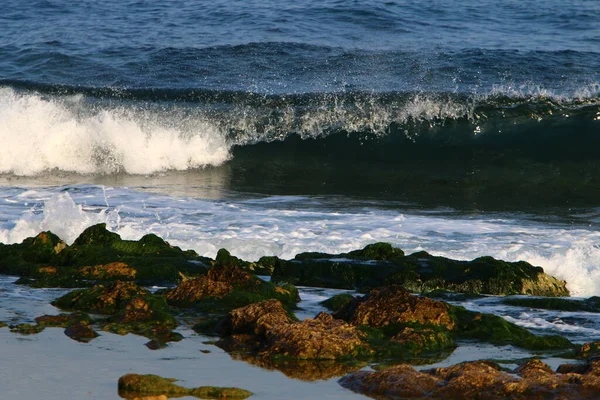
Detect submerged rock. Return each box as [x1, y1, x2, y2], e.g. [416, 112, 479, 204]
[339, 358, 600, 399]
[271, 243, 568, 296]
[117, 374, 252, 399]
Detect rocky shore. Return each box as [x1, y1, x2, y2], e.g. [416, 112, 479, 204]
[1, 224, 598, 399]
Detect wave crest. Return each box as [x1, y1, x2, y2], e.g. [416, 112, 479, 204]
[0, 88, 230, 176]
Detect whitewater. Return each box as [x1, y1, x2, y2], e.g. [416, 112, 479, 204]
[1, 188, 599, 297]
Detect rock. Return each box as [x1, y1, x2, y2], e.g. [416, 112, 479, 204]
[260, 312, 370, 360]
[52, 281, 153, 315]
[216, 300, 369, 362]
[35, 313, 92, 328]
[272, 244, 568, 296]
[64, 322, 99, 342]
[117, 374, 252, 399]
[52, 280, 178, 341]
[165, 263, 299, 312]
[339, 364, 439, 399]
[335, 285, 455, 330]
[578, 342, 600, 358]
[215, 299, 295, 337]
[0, 224, 209, 287]
[340, 359, 600, 399]
[9, 323, 45, 335]
[333, 285, 572, 352]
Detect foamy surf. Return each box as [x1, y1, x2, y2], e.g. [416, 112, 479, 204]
[0, 88, 230, 176]
[1, 187, 600, 297]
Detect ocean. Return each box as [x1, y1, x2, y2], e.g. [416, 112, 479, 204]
[1, 0, 600, 398]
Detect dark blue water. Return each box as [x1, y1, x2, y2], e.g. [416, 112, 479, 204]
[1, 0, 600, 209]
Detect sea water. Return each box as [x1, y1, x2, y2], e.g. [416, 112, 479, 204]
[1, 0, 600, 398]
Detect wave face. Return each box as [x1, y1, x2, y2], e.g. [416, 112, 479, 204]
[1, 85, 599, 209]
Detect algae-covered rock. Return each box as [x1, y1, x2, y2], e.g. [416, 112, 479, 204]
[165, 263, 299, 313]
[34, 312, 92, 328]
[9, 323, 45, 335]
[340, 358, 600, 399]
[0, 224, 209, 287]
[334, 285, 572, 352]
[451, 305, 573, 350]
[577, 342, 600, 359]
[117, 374, 252, 399]
[272, 244, 568, 297]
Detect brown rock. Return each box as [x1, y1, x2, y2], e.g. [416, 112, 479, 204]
[430, 360, 515, 399]
[206, 264, 260, 288]
[165, 276, 232, 302]
[216, 299, 294, 337]
[260, 312, 369, 360]
[165, 264, 262, 304]
[64, 322, 99, 342]
[120, 297, 153, 323]
[35, 314, 75, 327]
[339, 364, 440, 398]
[335, 285, 455, 330]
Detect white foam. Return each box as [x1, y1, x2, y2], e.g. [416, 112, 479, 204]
[0, 192, 118, 244]
[0, 88, 230, 176]
[2, 187, 600, 297]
